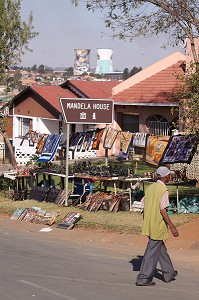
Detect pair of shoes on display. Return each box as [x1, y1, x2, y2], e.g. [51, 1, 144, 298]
[164, 270, 178, 283]
[136, 281, 156, 287]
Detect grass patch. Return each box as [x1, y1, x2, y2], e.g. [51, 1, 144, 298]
[0, 194, 198, 235]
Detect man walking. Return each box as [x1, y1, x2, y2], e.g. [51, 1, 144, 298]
[136, 166, 179, 286]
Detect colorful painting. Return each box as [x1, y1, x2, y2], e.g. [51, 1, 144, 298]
[145, 135, 170, 166]
[103, 127, 120, 149]
[160, 135, 198, 164]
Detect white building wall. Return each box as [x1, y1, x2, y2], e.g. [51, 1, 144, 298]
[38, 118, 59, 134]
[13, 116, 61, 165]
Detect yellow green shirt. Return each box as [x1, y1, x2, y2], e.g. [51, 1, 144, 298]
[142, 182, 168, 241]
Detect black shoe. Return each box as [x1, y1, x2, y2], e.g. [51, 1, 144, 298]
[164, 271, 178, 283]
[136, 281, 156, 286]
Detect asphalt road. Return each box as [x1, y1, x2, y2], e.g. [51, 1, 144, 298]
[0, 222, 199, 300]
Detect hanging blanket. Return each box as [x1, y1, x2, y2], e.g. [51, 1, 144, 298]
[82, 131, 95, 151]
[120, 131, 133, 154]
[36, 134, 48, 154]
[37, 133, 63, 163]
[145, 135, 170, 166]
[103, 127, 120, 150]
[69, 132, 84, 150]
[92, 128, 105, 150]
[133, 133, 148, 148]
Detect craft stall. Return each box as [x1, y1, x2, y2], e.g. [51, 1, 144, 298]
[3, 124, 199, 214]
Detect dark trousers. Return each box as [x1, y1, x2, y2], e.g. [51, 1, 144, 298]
[136, 238, 175, 284]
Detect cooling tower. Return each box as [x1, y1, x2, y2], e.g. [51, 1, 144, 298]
[95, 48, 113, 74]
[74, 49, 90, 76]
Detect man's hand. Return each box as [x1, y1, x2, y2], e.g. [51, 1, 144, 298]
[161, 209, 179, 237]
[170, 226, 179, 237]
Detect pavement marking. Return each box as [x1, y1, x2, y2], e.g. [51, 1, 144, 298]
[18, 280, 78, 300]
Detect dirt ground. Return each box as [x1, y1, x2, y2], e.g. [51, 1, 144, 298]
[0, 214, 198, 269]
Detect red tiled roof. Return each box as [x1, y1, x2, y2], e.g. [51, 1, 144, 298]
[67, 80, 120, 98]
[29, 85, 77, 112]
[112, 61, 185, 105]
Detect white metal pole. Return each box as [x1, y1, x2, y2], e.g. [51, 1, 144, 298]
[65, 123, 70, 206]
[176, 184, 179, 214]
[105, 124, 108, 166]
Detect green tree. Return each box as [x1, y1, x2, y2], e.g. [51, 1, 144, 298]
[130, 66, 142, 77]
[72, 0, 199, 63]
[0, 0, 38, 77]
[65, 67, 74, 76]
[38, 64, 45, 74]
[122, 67, 129, 80]
[0, 0, 38, 168]
[174, 67, 199, 135]
[31, 64, 37, 71]
[73, 1, 199, 134]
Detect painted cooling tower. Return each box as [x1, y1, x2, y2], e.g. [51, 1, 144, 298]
[74, 49, 90, 75]
[95, 48, 113, 74]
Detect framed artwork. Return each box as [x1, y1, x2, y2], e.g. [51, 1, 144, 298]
[159, 135, 198, 164]
[145, 135, 170, 166]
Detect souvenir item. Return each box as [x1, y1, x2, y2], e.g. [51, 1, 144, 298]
[37, 133, 63, 163]
[160, 134, 198, 164]
[145, 135, 170, 166]
[103, 127, 120, 149]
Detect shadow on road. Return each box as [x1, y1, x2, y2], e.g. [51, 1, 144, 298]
[129, 255, 165, 281]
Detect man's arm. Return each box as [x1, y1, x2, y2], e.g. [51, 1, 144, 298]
[161, 209, 179, 237]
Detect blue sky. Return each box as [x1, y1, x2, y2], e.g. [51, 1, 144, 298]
[20, 0, 185, 71]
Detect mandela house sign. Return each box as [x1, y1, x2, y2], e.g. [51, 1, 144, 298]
[59, 98, 114, 124]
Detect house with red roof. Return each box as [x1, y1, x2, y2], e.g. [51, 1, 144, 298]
[112, 52, 185, 135]
[9, 81, 120, 163]
[8, 52, 186, 164]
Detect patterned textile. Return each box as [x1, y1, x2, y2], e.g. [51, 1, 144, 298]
[69, 132, 84, 150]
[133, 133, 148, 148]
[160, 134, 198, 164]
[82, 131, 95, 151]
[20, 130, 43, 146]
[171, 146, 199, 181]
[120, 131, 133, 154]
[145, 135, 170, 166]
[37, 133, 63, 163]
[103, 127, 120, 150]
[76, 133, 86, 151]
[116, 150, 129, 161]
[92, 128, 105, 150]
[36, 134, 47, 154]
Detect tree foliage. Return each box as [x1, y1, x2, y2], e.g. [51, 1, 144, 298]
[122, 67, 129, 80]
[130, 66, 142, 76]
[175, 67, 199, 135]
[73, 1, 199, 134]
[0, 0, 38, 167]
[72, 0, 199, 63]
[122, 66, 142, 80]
[0, 0, 38, 78]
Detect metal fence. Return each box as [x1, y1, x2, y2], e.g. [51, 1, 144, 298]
[148, 121, 170, 136]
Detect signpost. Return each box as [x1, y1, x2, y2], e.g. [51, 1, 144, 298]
[59, 98, 114, 206]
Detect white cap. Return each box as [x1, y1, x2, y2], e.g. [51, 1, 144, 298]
[156, 166, 171, 178]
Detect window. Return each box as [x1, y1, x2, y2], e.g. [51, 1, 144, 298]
[122, 114, 139, 132]
[147, 115, 169, 135]
[18, 117, 32, 137]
